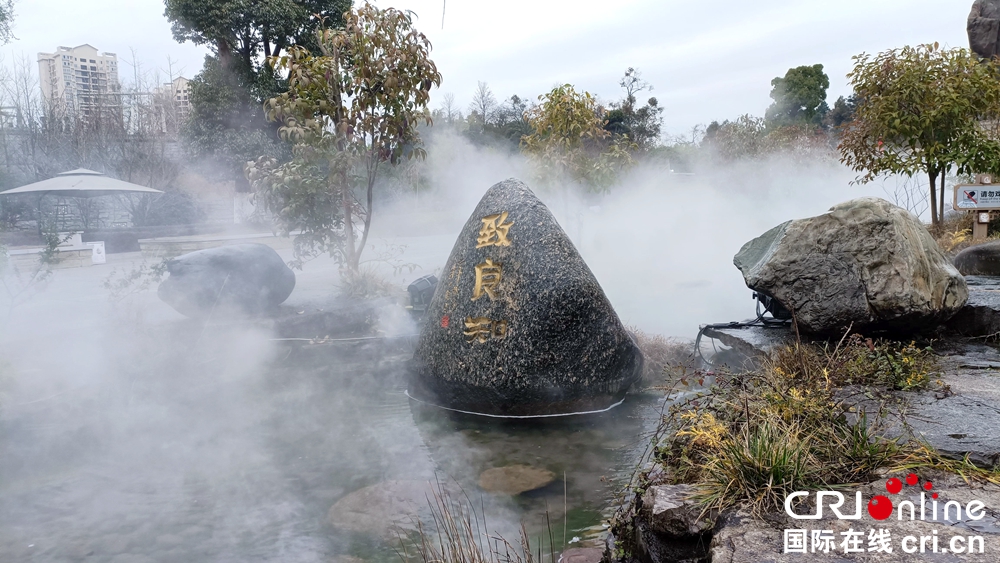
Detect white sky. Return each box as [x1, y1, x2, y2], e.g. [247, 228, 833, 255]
[2, 0, 972, 138]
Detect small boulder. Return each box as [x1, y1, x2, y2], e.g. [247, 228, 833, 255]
[640, 484, 715, 537]
[558, 547, 604, 563]
[157, 243, 295, 318]
[327, 480, 431, 538]
[409, 178, 642, 416]
[955, 240, 1000, 276]
[478, 465, 555, 495]
[734, 198, 967, 334]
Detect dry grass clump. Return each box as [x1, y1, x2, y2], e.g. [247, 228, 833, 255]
[932, 212, 975, 253]
[629, 328, 699, 386]
[398, 487, 546, 563]
[650, 335, 946, 516]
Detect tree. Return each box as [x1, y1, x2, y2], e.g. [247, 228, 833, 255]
[824, 95, 857, 129]
[468, 81, 497, 134]
[184, 54, 285, 190]
[604, 67, 663, 151]
[839, 44, 1000, 226]
[165, 0, 352, 188]
[0, 1, 13, 45]
[246, 5, 441, 272]
[495, 95, 532, 147]
[164, 0, 351, 79]
[439, 92, 458, 123]
[765, 64, 830, 127]
[521, 84, 634, 191]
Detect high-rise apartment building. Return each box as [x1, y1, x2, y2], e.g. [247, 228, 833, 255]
[152, 76, 191, 135]
[37, 44, 120, 116]
[155, 76, 191, 118]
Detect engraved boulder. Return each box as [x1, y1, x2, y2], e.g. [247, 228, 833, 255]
[408, 178, 642, 417]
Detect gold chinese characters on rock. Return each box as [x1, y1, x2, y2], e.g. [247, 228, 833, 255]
[463, 317, 508, 343]
[464, 211, 513, 344]
[476, 212, 513, 248]
[472, 258, 502, 302]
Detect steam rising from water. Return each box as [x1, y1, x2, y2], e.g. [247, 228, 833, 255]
[0, 128, 891, 561]
[377, 129, 887, 337]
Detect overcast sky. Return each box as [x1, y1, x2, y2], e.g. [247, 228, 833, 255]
[2, 0, 972, 138]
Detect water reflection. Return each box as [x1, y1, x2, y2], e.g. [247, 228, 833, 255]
[0, 326, 666, 563]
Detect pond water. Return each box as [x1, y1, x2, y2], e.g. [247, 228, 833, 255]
[0, 311, 669, 563]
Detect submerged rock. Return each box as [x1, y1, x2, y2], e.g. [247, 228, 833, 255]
[157, 243, 295, 318]
[558, 548, 604, 563]
[326, 480, 432, 538]
[478, 465, 555, 495]
[955, 241, 1000, 276]
[734, 197, 967, 334]
[409, 178, 642, 416]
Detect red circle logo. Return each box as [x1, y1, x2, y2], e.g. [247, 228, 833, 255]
[867, 495, 893, 520]
[886, 478, 902, 494]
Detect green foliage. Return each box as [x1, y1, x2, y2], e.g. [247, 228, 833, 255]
[838, 336, 935, 391]
[840, 44, 1000, 225]
[824, 95, 857, 128]
[164, 0, 351, 73]
[521, 84, 635, 191]
[765, 64, 830, 127]
[247, 5, 441, 271]
[185, 54, 288, 186]
[166, 0, 350, 186]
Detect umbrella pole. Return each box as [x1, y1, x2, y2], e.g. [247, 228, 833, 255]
[36, 194, 43, 238]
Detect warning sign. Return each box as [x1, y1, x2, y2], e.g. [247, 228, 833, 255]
[955, 185, 1000, 210]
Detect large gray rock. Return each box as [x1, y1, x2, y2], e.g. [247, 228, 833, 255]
[970, 0, 1000, 59]
[734, 198, 967, 334]
[641, 484, 715, 537]
[157, 243, 295, 318]
[955, 241, 1000, 276]
[409, 178, 642, 417]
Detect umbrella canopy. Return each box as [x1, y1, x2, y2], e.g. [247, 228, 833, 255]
[0, 168, 164, 198]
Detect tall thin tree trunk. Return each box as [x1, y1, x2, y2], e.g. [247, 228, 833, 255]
[929, 170, 939, 226]
[939, 169, 947, 224]
[342, 168, 356, 272]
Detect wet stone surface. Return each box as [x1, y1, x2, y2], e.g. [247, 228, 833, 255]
[902, 340, 1000, 468]
[410, 178, 643, 416]
[157, 243, 296, 318]
[710, 472, 1000, 562]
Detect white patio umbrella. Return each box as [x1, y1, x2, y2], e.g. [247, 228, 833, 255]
[0, 168, 163, 198]
[0, 168, 164, 234]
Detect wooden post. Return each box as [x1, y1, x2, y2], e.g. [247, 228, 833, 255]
[974, 211, 990, 242]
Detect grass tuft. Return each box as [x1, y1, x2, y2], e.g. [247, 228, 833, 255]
[648, 334, 953, 517]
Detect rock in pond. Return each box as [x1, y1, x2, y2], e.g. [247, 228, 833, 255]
[955, 240, 1000, 276]
[408, 178, 643, 417]
[327, 480, 432, 538]
[734, 197, 967, 334]
[478, 465, 555, 495]
[157, 243, 295, 318]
